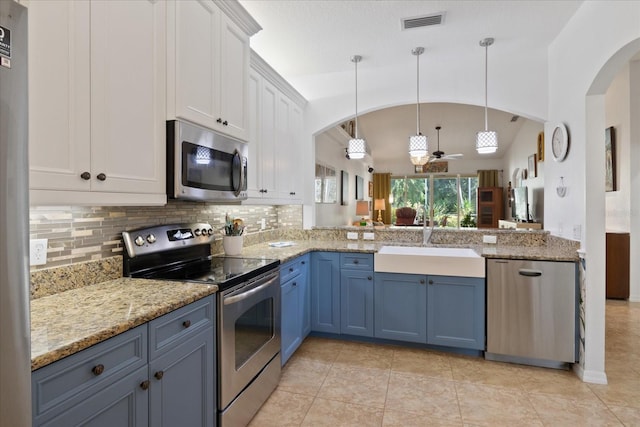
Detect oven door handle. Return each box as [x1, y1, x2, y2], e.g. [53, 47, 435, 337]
[223, 275, 278, 305]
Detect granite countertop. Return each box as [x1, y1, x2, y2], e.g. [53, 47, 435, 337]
[235, 240, 580, 264]
[31, 278, 217, 371]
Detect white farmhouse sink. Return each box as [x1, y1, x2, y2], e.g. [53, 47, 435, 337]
[374, 246, 485, 278]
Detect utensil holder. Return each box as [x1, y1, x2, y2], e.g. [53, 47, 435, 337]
[223, 235, 243, 256]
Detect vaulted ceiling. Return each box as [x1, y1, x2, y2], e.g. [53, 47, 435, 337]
[240, 1, 583, 164]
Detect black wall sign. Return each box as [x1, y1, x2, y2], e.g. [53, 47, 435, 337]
[0, 25, 11, 58]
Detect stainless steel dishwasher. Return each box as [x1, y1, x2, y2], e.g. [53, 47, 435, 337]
[486, 259, 577, 368]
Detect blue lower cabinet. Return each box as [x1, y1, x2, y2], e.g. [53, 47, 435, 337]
[37, 366, 149, 427]
[340, 269, 374, 337]
[374, 272, 427, 343]
[310, 252, 341, 333]
[280, 254, 310, 365]
[427, 275, 485, 350]
[281, 276, 302, 364]
[149, 327, 215, 427]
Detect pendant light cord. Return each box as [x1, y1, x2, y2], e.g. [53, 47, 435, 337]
[416, 51, 420, 135]
[353, 56, 360, 139]
[484, 41, 488, 132]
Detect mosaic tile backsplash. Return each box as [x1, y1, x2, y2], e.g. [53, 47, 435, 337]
[29, 201, 303, 270]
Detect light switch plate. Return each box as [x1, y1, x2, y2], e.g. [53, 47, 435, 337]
[363, 232, 375, 240]
[347, 232, 358, 240]
[30, 238, 48, 266]
[482, 235, 497, 244]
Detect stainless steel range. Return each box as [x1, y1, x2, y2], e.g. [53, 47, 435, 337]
[122, 223, 281, 426]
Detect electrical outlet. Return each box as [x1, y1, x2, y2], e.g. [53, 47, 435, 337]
[573, 225, 582, 240]
[482, 235, 497, 244]
[30, 238, 48, 266]
[261, 218, 266, 230]
[363, 232, 375, 240]
[346, 232, 358, 240]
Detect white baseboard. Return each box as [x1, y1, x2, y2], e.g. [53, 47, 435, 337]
[574, 364, 608, 384]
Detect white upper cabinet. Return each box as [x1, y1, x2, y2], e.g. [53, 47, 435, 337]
[168, 0, 260, 142]
[248, 52, 307, 205]
[28, 0, 167, 206]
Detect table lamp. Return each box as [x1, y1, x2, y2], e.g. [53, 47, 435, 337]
[355, 201, 369, 226]
[374, 199, 386, 223]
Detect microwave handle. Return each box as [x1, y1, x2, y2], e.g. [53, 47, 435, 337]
[231, 150, 244, 197]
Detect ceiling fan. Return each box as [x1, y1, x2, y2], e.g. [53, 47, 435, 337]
[431, 126, 463, 162]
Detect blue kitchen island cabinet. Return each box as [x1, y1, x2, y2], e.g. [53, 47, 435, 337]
[280, 254, 310, 365]
[374, 272, 427, 343]
[426, 275, 486, 350]
[310, 252, 341, 333]
[32, 296, 216, 427]
[340, 254, 374, 337]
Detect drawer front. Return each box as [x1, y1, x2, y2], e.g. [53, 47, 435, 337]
[32, 325, 147, 420]
[148, 295, 215, 360]
[340, 253, 373, 271]
[280, 255, 309, 284]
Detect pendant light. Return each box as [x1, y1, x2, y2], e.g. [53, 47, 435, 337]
[409, 47, 428, 166]
[347, 55, 367, 160]
[476, 37, 498, 154]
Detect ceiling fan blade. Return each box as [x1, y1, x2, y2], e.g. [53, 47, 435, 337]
[441, 153, 463, 160]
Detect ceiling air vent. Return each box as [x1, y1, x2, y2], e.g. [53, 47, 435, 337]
[402, 12, 445, 30]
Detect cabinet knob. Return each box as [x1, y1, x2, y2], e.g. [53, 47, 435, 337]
[353, 259, 359, 264]
[290, 192, 295, 196]
[216, 118, 222, 123]
[222, 120, 228, 126]
[140, 380, 150, 390]
[292, 282, 297, 287]
[301, 261, 305, 265]
[154, 371, 164, 380]
[263, 189, 268, 194]
[289, 267, 294, 272]
[428, 279, 434, 285]
[367, 276, 372, 281]
[92, 364, 105, 376]
[96, 173, 106, 181]
[80, 171, 91, 180]
[420, 279, 425, 284]
[183, 320, 191, 328]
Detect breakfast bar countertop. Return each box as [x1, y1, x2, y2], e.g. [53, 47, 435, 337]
[30, 278, 218, 371]
[234, 238, 580, 264]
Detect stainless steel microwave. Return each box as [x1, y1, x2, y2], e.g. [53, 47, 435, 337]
[167, 120, 248, 202]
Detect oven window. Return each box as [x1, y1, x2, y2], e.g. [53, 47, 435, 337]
[182, 141, 233, 191]
[235, 297, 274, 369]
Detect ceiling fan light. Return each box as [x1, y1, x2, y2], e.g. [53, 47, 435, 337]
[409, 134, 428, 158]
[410, 154, 429, 166]
[348, 138, 367, 159]
[476, 130, 498, 153]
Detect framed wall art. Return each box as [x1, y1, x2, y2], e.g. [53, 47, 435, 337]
[605, 126, 616, 192]
[528, 154, 537, 178]
[537, 131, 544, 162]
[340, 170, 349, 205]
[355, 175, 364, 201]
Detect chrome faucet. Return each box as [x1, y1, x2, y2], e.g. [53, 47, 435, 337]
[417, 205, 434, 245]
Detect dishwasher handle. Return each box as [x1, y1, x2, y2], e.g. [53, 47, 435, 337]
[518, 268, 542, 277]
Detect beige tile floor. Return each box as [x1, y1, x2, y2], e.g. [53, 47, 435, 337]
[251, 300, 640, 426]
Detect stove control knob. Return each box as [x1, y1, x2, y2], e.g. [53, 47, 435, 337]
[146, 234, 156, 244]
[134, 236, 145, 246]
[207, 228, 213, 236]
[194, 229, 201, 236]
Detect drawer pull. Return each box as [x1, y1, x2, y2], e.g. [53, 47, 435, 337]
[183, 320, 191, 328]
[301, 261, 305, 265]
[519, 269, 542, 277]
[289, 267, 293, 272]
[154, 371, 164, 380]
[92, 364, 105, 376]
[353, 259, 359, 264]
[140, 380, 150, 390]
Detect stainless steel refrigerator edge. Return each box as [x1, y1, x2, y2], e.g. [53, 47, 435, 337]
[0, 1, 32, 425]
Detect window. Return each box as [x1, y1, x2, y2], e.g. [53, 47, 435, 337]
[390, 175, 478, 228]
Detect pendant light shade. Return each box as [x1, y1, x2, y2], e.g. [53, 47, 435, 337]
[348, 55, 367, 160]
[409, 47, 428, 165]
[476, 37, 498, 154]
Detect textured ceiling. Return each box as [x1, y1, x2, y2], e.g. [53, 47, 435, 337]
[239, 0, 583, 163]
